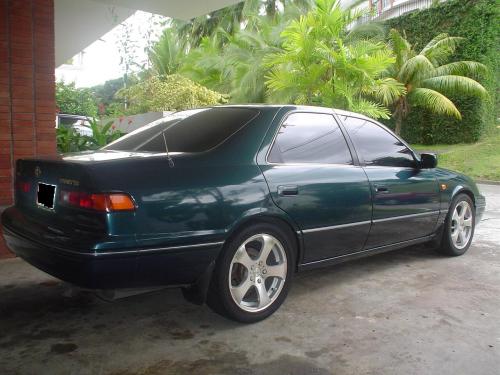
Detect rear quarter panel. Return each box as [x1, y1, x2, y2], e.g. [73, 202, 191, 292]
[86, 107, 286, 249]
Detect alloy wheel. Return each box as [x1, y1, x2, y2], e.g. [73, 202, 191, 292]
[450, 200, 473, 250]
[228, 233, 287, 312]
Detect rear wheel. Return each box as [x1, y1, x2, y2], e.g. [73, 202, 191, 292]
[207, 223, 295, 323]
[437, 194, 475, 256]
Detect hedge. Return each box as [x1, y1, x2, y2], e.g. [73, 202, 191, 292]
[384, 0, 499, 144]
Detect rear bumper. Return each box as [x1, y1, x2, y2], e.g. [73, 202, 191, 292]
[2, 226, 136, 289]
[2, 214, 224, 290]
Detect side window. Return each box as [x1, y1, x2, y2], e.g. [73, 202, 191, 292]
[342, 116, 415, 167]
[268, 113, 352, 165]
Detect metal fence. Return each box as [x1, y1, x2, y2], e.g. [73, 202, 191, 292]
[354, 0, 440, 25]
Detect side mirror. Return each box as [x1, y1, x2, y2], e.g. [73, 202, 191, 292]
[419, 152, 437, 169]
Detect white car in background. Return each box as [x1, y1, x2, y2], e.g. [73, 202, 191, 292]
[56, 114, 93, 137]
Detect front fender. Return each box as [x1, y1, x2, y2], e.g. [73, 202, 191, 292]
[435, 168, 485, 222]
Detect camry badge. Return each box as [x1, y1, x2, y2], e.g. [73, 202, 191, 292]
[35, 166, 42, 177]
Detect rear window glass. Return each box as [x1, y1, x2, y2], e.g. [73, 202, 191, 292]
[104, 108, 259, 153]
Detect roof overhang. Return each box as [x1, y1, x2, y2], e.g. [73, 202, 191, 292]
[55, 0, 241, 67]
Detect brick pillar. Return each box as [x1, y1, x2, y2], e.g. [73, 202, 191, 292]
[0, 0, 56, 258]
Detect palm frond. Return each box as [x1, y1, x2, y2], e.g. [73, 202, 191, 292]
[349, 98, 391, 119]
[388, 29, 412, 70]
[366, 78, 406, 106]
[408, 87, 461, 119]
[420, 34, 464, 66]
[433, 61, 488, 79]
[346, 21, 385, 42]
[422, 75, 488, 98]
[397, 54, 434, 84]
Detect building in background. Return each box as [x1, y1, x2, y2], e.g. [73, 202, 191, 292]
[356, 0, 443, 24]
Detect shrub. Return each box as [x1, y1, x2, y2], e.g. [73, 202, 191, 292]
[56, 81, 98, 117]
[116, 74, 228, 114]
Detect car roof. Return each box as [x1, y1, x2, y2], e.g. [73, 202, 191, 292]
[214, 104, 374, 122]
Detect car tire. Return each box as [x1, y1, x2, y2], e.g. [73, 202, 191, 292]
[206, 222, 295, 323]
[437, 193, 475, 256]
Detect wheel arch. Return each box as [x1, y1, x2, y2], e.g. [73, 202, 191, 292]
[451, 185, 476, 207]
[225, 212, 303, 272]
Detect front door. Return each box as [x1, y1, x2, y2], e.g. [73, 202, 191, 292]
[340, 115, 440, 248]
[259, 112, 372, 263]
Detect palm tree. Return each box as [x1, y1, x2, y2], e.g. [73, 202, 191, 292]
[180, 31, 230, 94]
[148, 29, 187, 76]
[180, 2, 312, 103]
[222, 4, 306, 103]
[387, 29, 488, 135]
[265, 0, 404, 119]
[170, 2, 246, 49]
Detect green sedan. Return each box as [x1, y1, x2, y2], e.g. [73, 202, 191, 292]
[1, 105, 486, 322]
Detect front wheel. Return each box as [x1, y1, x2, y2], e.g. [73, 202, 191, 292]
[437, 193, 475, 256]
[207, 223, 295, 323]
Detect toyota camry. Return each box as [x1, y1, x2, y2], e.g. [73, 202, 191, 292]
[1, 105, 486, 322]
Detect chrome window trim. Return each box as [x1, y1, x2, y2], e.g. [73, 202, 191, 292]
[338, 114, 420, 166]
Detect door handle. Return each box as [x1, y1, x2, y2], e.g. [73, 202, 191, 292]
[375, 185, 389, 194]
[278, 185, 298, 196]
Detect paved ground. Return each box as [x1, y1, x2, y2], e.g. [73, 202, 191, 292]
[1, 184, 499, 375]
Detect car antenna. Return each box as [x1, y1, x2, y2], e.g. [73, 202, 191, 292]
[162, 130, 175, 168]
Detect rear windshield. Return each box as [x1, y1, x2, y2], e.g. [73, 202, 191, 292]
[104, 107, 259, 153]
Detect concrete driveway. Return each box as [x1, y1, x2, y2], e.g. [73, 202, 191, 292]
[1, 184, 499, 375]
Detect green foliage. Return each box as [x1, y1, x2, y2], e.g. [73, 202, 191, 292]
[385, 29, 487, 135]
[264, 0, 403, 119]
[90, 76, 132, 117]
[149, 29, 186, 76]
[56, 118, 122, 153]
[86, 118, 122, 149]
[171, 2, 246, 48]
[385, 0, 499, 143]
[179, 34, 227, 92]
[56, 81, 98, 117]
[56, 127, 89, 153]
[116, 75, 227, 114]
[180, 5, 303, 103]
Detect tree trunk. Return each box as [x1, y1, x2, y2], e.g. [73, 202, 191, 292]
[395, 110, 403, 136]
[394, 99, 407, 136]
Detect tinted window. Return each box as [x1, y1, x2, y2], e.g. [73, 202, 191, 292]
[268, 113, 352, 164]
[105, 108, 258, 153]
[342, 116, 415, 167]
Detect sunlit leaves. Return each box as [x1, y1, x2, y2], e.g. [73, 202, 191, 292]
[409, 88, 461, 119]
[265, 0, 401, 119]
[116, 75, 227, 113]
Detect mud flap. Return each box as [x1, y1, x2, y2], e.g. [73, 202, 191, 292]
[181, 260, 215, 305]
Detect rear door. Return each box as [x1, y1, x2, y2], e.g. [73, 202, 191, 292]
[340, 115, 440, 248]
[258, 112, 372, 264]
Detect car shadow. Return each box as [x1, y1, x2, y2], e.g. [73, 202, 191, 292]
[0, 243, 442, 336]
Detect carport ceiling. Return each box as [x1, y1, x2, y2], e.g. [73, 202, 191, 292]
[91, 0, 242, 20]
[55, 0, 241, 67]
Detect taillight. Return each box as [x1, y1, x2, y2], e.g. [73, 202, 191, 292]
[60, 190, 135, 212]
[17, 181, 31, 193]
